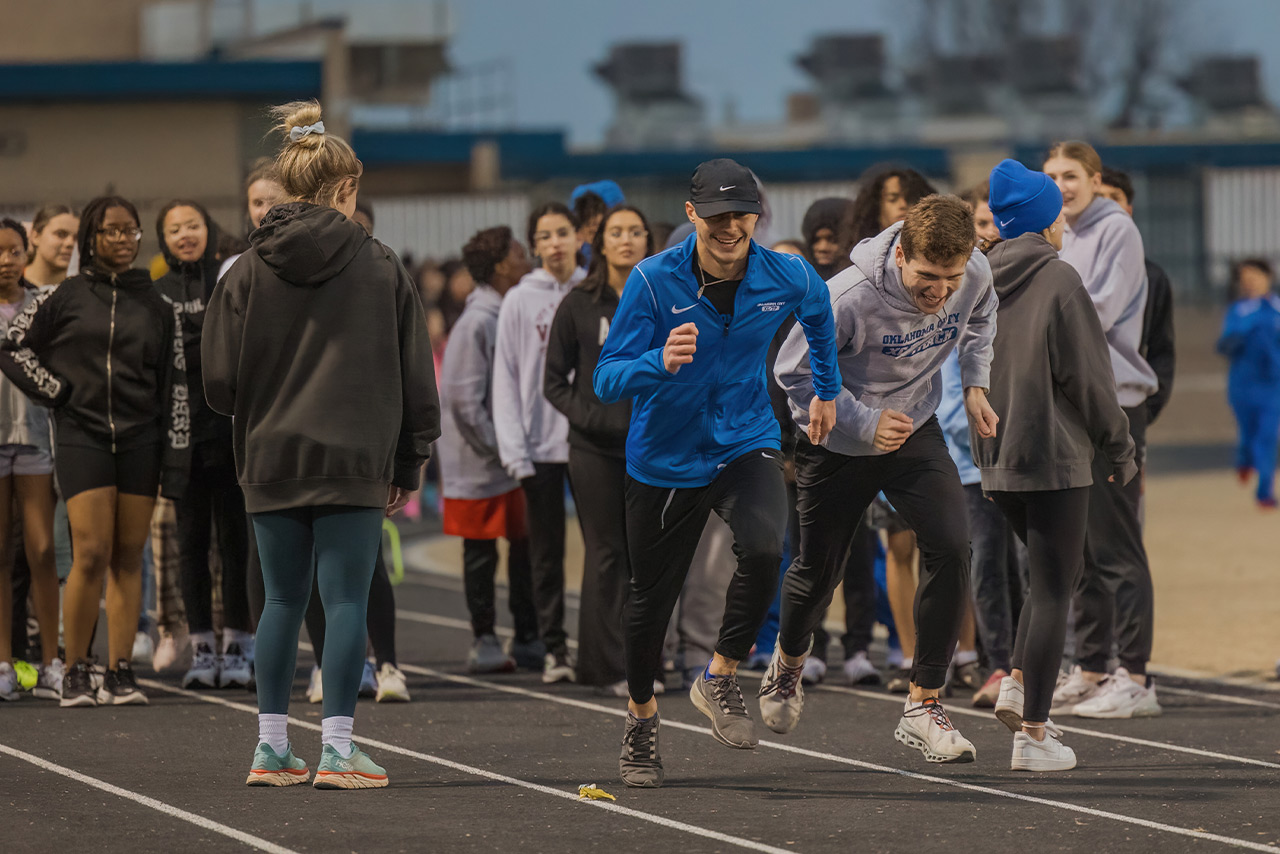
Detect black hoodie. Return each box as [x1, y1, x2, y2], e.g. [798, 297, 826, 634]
[154, 210, 232, 458]
[975, 233, 1137, 492]
[202, 202, 440, 513]
[801, 197, 852, 281]
[0, 266, 191, 497]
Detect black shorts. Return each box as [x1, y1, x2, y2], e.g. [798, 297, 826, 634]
[55, 442, 162, 500]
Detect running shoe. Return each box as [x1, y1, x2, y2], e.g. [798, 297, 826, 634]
[542, 652, 575, 684]
[842, 651, 882, 686]
[97, 660, 148, 706]
[182, 642, 219, 689]
[467, 634, 516, 674]
[0, 662, 18, 701]
[1072, 668, 1161, 719]
[886, 669, 912, 694]
[60, 660, 96, 708]
[152, 628, 184, 673]
[973, 668, 1007, 708]
[246, 743, 310, 787]
[313, 743, 388, 790]
[508, 638, 546, 671]
[1050, 665, 1102, 716]
[358, 659, 377, 698]
[1011, 731, 1077, 771]
[690, 668, 758, 749]
[993, 676, 1062, 737]
[33, 658, 64, 701]
[894, 698, 976, 763]
[953, 660, 984, 691]
[801, 656, 827, 686]
[131, 631, 154, 665]
[619, 711, 663, 788]
[219, 643, 252, 689]
[601, 679, 665, 699]
[758, 645, 805, 734]
[375, 662, 411, 703]
[307, 666, 323, 704]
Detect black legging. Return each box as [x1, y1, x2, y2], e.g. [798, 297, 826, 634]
[989, 487, 1090, 723]
[176, 449, 250, 635]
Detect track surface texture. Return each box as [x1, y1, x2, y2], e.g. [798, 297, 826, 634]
[3, 562, 1279, 854]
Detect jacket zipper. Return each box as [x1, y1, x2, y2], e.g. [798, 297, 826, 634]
[107, 279, 118, 453]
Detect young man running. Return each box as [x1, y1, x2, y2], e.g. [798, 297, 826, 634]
[765, 194, 999, 764]
[594, 158, 841, 788]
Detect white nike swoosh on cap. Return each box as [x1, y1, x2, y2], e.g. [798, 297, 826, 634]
[719, 185, 736, 191]
[999, 218, 1013, 228]
[671, 304, 698, 314]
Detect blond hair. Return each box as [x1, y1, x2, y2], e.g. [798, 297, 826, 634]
[1044, 140, 1102, 176]
[899, 195, 975, 265]
[270, 100, 362, 209]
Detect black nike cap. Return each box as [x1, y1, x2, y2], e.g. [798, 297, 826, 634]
[690, 158, 761, 218]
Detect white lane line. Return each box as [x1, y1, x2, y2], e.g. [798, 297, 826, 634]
[0, 742, 300, 854]
[137, 680, 798, 854]
[395, 607, 1280, 769]
[391, 665, 1279, 853]
[1155, 685, 1280, 709]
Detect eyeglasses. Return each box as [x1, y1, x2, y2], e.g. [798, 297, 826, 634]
[98, 227, 143, 242]
[0, 247, 25, 260]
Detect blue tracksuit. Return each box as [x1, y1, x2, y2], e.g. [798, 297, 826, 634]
[594, 234, 841, 488]
[1217, 295, 1280, 501]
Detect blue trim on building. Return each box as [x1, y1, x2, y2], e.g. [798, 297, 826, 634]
[1014, 141, 1280, 170]
[0, 61, 323, 101]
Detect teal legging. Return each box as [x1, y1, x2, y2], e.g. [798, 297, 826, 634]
[253, 506, 384, 718]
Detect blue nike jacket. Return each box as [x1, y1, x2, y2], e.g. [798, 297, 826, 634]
[594, 233, 841, 488]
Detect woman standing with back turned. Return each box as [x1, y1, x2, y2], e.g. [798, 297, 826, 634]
[204, 100, 439, 790]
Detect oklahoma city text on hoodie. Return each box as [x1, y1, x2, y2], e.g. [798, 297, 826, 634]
[775, 222, 997, 457]
[1058, 196, 1158, 408]
[493, 266, 586, 481]
[593, 233, 840, 489]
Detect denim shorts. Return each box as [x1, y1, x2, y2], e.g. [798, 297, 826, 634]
[0, 443, 54, 478]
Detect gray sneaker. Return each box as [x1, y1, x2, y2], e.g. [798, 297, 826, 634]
[468, 634, 516, 674]
[689, 669, 758, 749]
[758, 646, 805, 734]
[619, 711, 664, 788]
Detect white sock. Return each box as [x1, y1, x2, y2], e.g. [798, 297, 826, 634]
[901, 657, 914, 669]
[954, 649, 979, 667]
[223, 628, 252, 654]
[191, 631, 216, 653]
[258, 713, 289, 755]
[321, 716, 355, 757]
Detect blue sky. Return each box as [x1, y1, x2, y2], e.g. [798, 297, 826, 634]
[447, 0, 1280, 146]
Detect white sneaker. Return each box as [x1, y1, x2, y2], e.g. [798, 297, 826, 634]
[307, 665, 323, 704]
[467, 634, 516, 674]
[1011, 731, 1077, 771]
[33, 659, 64, 700]
[800, 656, 827, 686]
[542, 652, 575, 684]
[842, 651, 881, 686]
[993, 676, 1063, 737]
[603, 679, 666, 699]
[0, 662, 18, 701]
[218, 643, 252, 689]
[1050, 665, 1103, 716]
[182, 642, 219, 689]
[132, 631, 154, 665]
[894, 698, 976, 763]
[1072, 668, 1162, 719]
[375, 662, 411, 703]
[758, 645, 805, 734]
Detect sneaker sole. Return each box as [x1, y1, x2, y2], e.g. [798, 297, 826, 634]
[893, 723, 976, 763]
[219, 676, 251, 689]
[246, 769, 310, 787]
[541, 670, 575, 684]
[620, 770, 664, 788]
[97, 690, 148, 706]
[375, 690, 411, 703]
[689, 682, 757, 749]
[1011, 755, 1077, 771]
[994, 705, 1023, 734]
[32, 687, 62, 701]
[313, 771, 388, 790]
[1074, 705, 1162, 720]
[60, 694, 97, 708]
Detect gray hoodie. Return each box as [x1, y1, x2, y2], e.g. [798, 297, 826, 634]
[438, 286, 519, 500]
[1058, 196, 1158, 408]
[493, 266, 586, 479]
[0, 284, 52, 454]
[775, 222, 998, 457]
[976, 234, 1137, 491]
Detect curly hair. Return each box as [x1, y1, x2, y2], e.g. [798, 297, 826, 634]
[462, 225, 515, 285]
[838, 167, 937, 257]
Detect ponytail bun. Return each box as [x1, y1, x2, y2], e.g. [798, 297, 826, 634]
[269, 99, 362, 209]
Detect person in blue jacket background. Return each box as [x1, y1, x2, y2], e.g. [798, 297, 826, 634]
[1218, 258, 1280, 509]
[594, 158, 840, 788]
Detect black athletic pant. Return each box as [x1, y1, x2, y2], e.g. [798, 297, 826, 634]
[1076, 405, 1152, 675]
[306, 543, 397, 668]
[176, 449, 250, 635]
[462, 536, 538, 642]
[625, 449, 786, 703]
[247, 517, 264, 629]
[520, 463, 569, 657]
[991, 487, 1090, 723]
[568, 449, 630, 687]
[810, 518, 877, 662]
[779, 418, 970, 690]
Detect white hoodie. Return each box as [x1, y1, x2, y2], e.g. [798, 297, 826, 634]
[493, 266, 586, 479]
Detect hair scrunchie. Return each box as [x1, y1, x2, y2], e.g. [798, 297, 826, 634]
[289, 121, 326, 142]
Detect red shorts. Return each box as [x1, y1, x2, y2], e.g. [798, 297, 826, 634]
[442, 488, 528, 540]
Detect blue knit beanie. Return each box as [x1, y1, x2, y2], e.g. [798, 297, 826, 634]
[569, 179, 625, 209]
[987, 159, 1063, 240]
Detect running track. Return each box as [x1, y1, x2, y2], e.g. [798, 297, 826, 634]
[4, 554, 1279, 854]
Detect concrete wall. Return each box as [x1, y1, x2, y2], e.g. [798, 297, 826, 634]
[0, 0, 148, 61]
